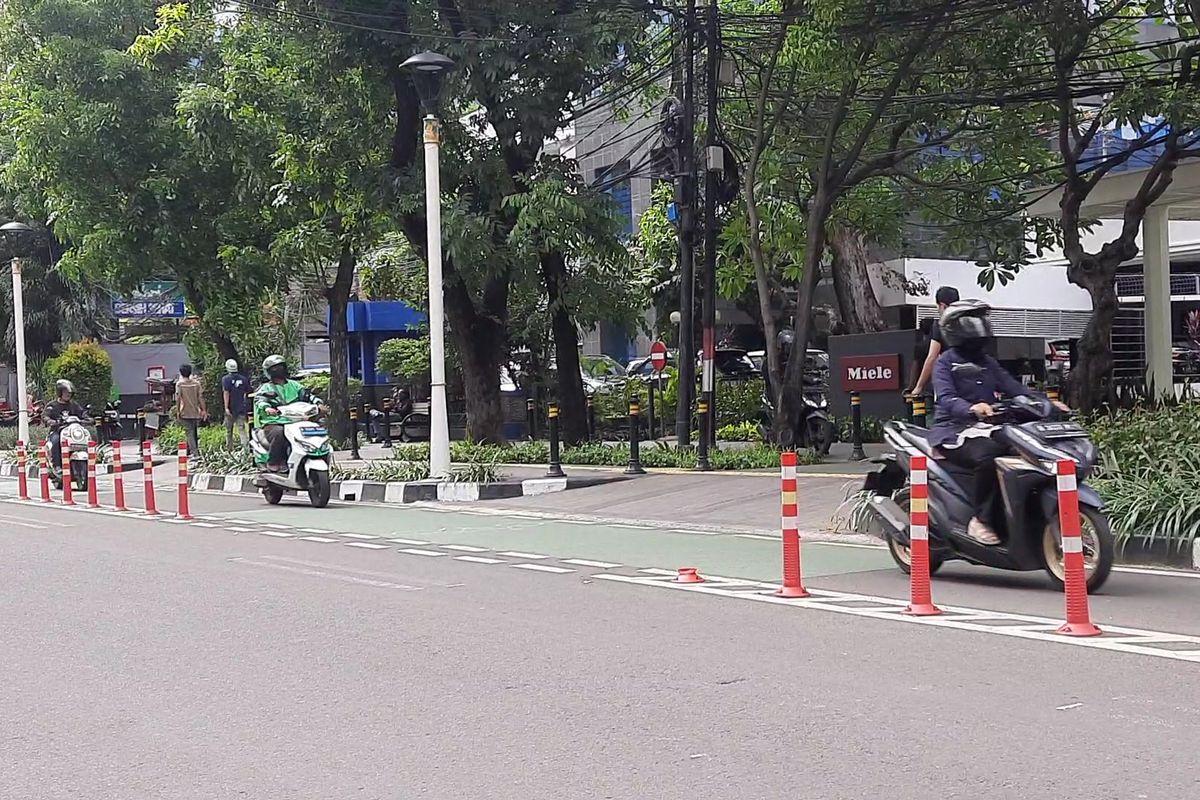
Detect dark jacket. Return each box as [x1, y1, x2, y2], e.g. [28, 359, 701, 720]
[929, 349, 1032, 447]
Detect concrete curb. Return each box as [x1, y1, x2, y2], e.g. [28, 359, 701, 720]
[188, 472, 629, 504]
[0, 462, 127, 477]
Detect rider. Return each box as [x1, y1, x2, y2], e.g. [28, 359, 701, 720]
[44, 379, 87, 473]
[254, 355, 320, 472]
[929, 301, 1068, 546]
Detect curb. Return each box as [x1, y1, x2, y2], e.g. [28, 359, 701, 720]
[0, 462, 128, 477]
[188, 472, 629, 504]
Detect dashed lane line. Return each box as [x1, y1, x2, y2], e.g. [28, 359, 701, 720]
[562, 558, 622, 569]
[259, 531, 294, 538]
[398, 548, 445, 557]
[442, 544, 490, 553]
[454, 555, 507, 565]
[498, 551, 548, 560]
[299, 536, 338, 543]
[511, 563, 574, 574]
[345, 542, 390, 550]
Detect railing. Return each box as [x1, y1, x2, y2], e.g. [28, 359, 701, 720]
[1115, 273, 1200, 298]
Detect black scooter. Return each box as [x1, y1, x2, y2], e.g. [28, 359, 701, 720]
[862, 393, 1115, 592]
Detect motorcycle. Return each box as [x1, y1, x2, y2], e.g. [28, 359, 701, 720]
[861, 393, 1115, 592]
[250, 401, 332, 508]
[759, 375, 836, 455]
[98, 401, 122, 445]
[49, 415, 93, 492]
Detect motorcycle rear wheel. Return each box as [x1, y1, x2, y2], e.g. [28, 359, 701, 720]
[263, 484, 285, 505]
[1041, 507, 1114, 593]
[885, 488, 945, 576]
[307, 470, 331, 509]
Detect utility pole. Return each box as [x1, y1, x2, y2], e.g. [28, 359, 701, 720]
[697, 0, 720, 471]
[674, 0, 697, 449]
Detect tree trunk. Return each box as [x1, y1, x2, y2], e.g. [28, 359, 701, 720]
[325, 242, 356, 443]
[541, 251, 588, 444]
[774, 193, 830, 446]
[445, 280, 507, 444]
[828, 224, 886, 334]
[1068, 266, 1120, 415]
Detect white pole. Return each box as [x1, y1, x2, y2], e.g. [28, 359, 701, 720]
[424, 114, 451, 479]
[11, 257, 29, 446]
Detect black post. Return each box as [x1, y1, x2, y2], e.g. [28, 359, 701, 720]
[673, 0, 697, 448]
[349, 406, 361, 461]
[699, 0, 721, 461]
[586, 395, 596, 442]
[526, 397, 538, 441]
[137, 408, 146, 445]
[546, 403, 565, 478]
[626, 396, 646, 475]
[696, 398, 712, 471]
[913, 397, 928, 428]
[905, 394, 915, 424]
[381, 397, 393, 449]
[647, 380, 656, 442]
[850, 392, 866, 461]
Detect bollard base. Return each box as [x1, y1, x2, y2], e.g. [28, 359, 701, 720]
[545, 465, 566, 478]
[903, 603, 943, 617]
[625, 465, 646, 476]
[850, 447, 867, 462]
[675, 567, 705, 584]
[775, 584, 810, 599]
[1057, 621, 1102, 637]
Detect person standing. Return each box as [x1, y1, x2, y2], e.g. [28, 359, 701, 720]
[908, 285, 961, 399]
[221, 359, 251, 450]
[175, 364, 207, 456]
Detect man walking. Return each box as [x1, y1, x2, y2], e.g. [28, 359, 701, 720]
[908, 285, 961, 399]
[176, 364, 207, 456]
[221, 359, 251, 450]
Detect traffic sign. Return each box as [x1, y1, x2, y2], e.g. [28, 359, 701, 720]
[650, 340, 669, 373]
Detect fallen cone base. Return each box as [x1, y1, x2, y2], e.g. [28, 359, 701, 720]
[675, 567, 705, 584]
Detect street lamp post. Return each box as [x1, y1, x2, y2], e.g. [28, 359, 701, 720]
[402, 51, 455, 479]
[2, 221, 35, 447]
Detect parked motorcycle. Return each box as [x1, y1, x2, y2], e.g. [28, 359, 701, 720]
[862, 394, 1114, 592]
[250, 401, 332, 508]
[759, 374, 836, 455]
[49, 415, 93, 492]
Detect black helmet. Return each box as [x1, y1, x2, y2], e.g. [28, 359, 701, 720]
[940, 300, 994, 349]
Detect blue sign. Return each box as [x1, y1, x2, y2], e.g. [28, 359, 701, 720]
[111, 299, 186, 318]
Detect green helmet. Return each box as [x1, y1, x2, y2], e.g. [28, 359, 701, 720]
[262, 354, 288, 378]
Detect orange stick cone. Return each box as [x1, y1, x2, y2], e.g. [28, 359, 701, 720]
[903, 455, 942, 616]
[1055, 460, 1102, 637]
[776, 450, 810, 598]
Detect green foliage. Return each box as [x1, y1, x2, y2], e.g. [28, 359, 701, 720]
[834, 415, 888, 445]
[715, 380, 767, 428]
[157, 422, 231, 454]
[192, 449, 255, 476]
[376, 337, 431, 383]
[299, 373, 362, 404]
[359, 234, 428, 307]
[436, 440, 820, 470]
[45, 340, 113, 409]
[717, 422, 764, 443]
[0, 424, 49, 451]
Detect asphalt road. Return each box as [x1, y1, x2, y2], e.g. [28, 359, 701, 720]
[2, 486, 1200, 799]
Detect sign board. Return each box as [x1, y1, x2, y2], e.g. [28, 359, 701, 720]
[146, 366, 166, 382]
[112, 281, 186, 319]
[840, 354, 901, 392]
[650, 340, 669, 373]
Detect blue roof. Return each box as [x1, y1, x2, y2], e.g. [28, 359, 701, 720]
[338, 301, 426, 333]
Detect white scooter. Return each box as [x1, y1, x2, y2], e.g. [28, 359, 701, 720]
[50, 415, 92, 491]
[251, 401, 332, 508]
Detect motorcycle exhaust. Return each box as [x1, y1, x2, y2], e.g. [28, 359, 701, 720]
[867, 496, 909, 538]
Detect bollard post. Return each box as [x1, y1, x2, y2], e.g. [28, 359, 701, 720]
[546, 403, 565, 478]
[625, 397, 645, 475]
[349, 406, 361, 460]
[526, 397, 538, 441]
[112, 441, 127, 512]
[1047, 386, 1061, 404]
[903, 455, 942, 616]
[137, 408, 147, 447]
[905, 393, 915, 424]
[586, 396, 596, 442]
[177, 442, 193, 520]
[1055, 460, 1102, 636]
[16, 441, 29, 501]
[850, 392, 867, 461]
[913, 397, 927, 427]
[647, 379, 656, 442]
[696, 400, 712, 471]
[381, 398, 393, 449]
[142, 440, 159, 516]
[38, 441, 52, 503]
[775, 450, 810, 598]
[86, 440, 100, 509]
[60, 444, 75, 506]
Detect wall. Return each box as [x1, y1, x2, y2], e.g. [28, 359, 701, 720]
[872, 257, 1093, 312]
[102, 343, 190, 396]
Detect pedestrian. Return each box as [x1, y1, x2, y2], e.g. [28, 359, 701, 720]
[907, 285, 960, 400]
[175, 363, 207, 456]
[221, 359, 251, 450]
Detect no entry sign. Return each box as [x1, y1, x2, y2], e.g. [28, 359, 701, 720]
[650, 341, 668, 373]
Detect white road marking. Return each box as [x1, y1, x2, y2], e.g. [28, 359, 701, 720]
[1114, 565, 1200, 580]
[442, 544, 489, 553]
[736, 533, 780, 542]
[229, 557, 419, 590]
[454, 555, 506, 565]
[299, 536, 338, 543]
[596, 575, 1200, 664]
[0, 515, 46, 530]
[562, 558, 622, 569]
[264, 523, 292, 530]
[399, 548, 445, 557]
[225, 527, 257, 533]
[669, 528, 724, 536]
[190, 522, 220, 528]
[639, 567, 681, 576]
[511, 563, 574, 574]
[389, 537, 431, 545]
[345, 542, 389, 550]
[299, 528, 332, 535]
[340, 533, 381, 540]
[259, 531, 293, 538]
[498, 551, 548, 560]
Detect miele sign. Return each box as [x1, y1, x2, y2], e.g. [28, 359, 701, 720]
[840, 354, 901, 392]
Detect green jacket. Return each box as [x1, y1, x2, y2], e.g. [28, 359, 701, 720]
[254, 380, 313, 427]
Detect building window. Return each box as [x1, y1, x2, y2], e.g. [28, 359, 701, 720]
[595, 159, 633, 237]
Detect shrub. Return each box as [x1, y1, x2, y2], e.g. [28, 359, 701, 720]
[376, 336, 430, 383]
[426, 440, 819, 470]
[192, 449, 256, 476]
[0, 424, 49, 451]
[715, 379, 767, 428]
[45, 340, 113, 409]
[716, 421, 764, 442]
[834, 415, 888, 444]
[298, 373, 363, 404]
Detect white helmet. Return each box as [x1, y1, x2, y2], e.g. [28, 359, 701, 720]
[225, 359, 238, 374]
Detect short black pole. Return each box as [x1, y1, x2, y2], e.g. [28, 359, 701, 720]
[586, 396, 596, 442]
[626, 396, 645, 475]
[647, 380, 656, 442]
[913, 397, 928, 428]
[546, 403, 565, 478]
[349, 406, 361, 461]
[381, 398, 393, 448]
[137, 408, 147, 445]
[696, 399, 712, 471]
[905, 393, 915, 425]
[850, 391, 866, 461]
[526, 397, 538, 441]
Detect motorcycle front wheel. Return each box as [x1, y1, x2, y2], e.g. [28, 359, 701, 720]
[885, 487, 945, 576]
[307, 470, 331, 509]
[1042, 506, 1115, 593]
[71, 461, 87, 491]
